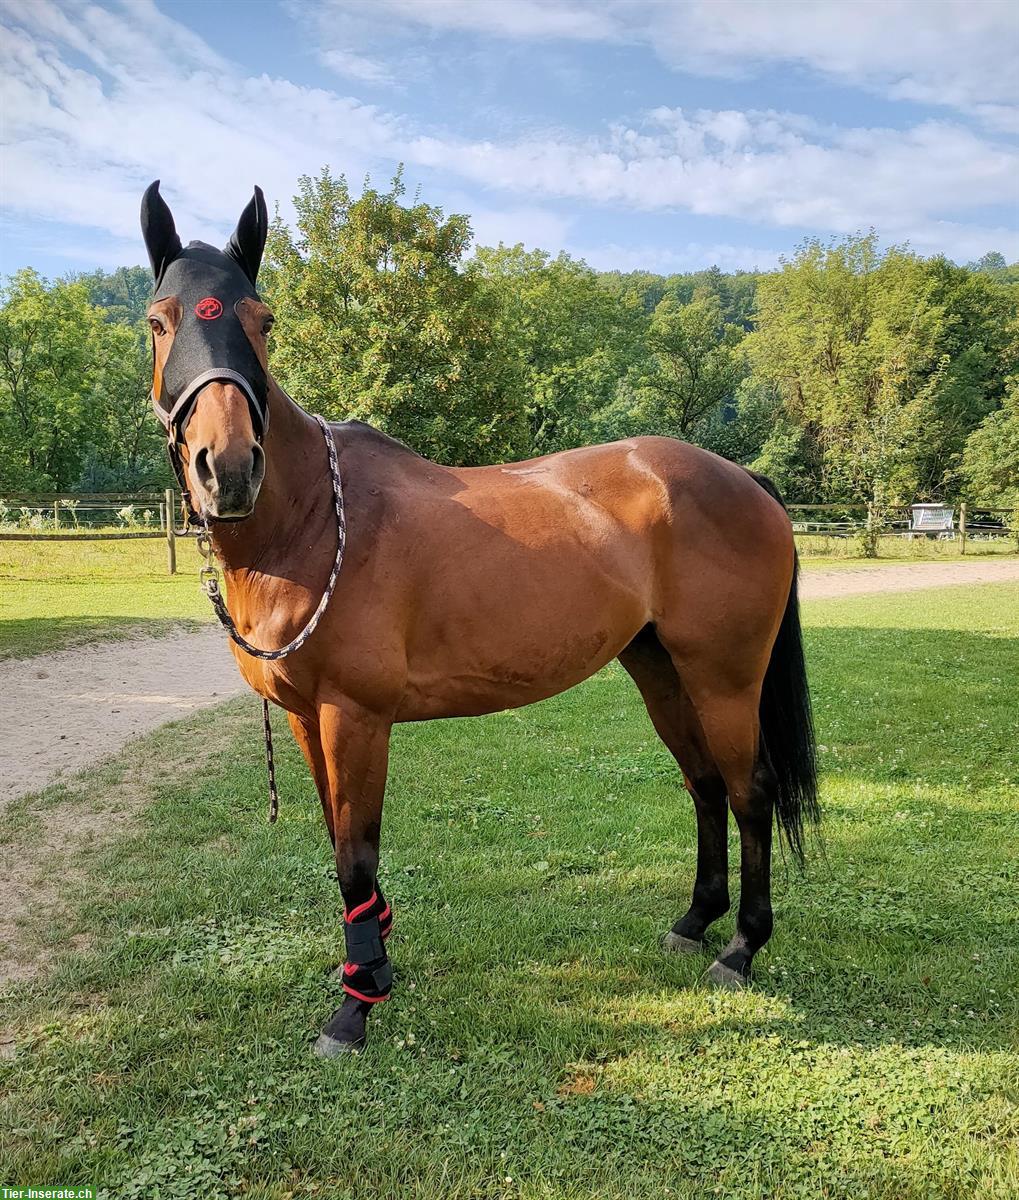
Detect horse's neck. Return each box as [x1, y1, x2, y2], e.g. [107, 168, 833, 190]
[207, 380, 330, 578]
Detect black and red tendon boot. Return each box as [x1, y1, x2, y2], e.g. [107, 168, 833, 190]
[314, 885, 393, 1057]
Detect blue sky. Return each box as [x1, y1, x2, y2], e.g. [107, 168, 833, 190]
[2, 0, 1018, 280]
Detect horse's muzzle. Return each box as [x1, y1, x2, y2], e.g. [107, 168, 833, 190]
[192, 442, 265, 519]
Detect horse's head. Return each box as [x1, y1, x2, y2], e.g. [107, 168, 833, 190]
[141, 181, 274, 520]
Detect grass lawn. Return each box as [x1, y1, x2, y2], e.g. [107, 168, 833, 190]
[0, 539, 210, 659]
[2, 582, 1017, 1198]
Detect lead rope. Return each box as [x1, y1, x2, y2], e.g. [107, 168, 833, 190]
[196, 413, 346, 822]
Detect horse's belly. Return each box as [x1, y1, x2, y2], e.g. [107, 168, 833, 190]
[396, 577, 646, 720]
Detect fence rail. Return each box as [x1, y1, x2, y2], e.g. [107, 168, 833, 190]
[3, 492, 1016, 571]
[1, 489, 186, 572]
[787, 502, 1017, 552]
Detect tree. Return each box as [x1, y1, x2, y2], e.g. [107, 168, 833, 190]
[78, 266, 152, 325]
[472, 245, 646, 454]
[963, 379, 1019, 514]
[962, 309, 1019, 517]
[745, 235, 952, 518]
[968, 251, 1008, 275]
[0, 270, 163, 491]
[261, 169, 528, 465]
[0, 271, 100, 488]
[632, 293, 745, 439]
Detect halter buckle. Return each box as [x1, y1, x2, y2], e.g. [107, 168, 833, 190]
[199, 565, 221, 598]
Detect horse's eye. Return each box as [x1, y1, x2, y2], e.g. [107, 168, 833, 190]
[262, 317, 275, 336]
[149, 317, 165, 336]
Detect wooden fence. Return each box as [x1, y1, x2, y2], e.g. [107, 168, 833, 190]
[0, 489, 187, 573]
[787, 502, 1017, 552]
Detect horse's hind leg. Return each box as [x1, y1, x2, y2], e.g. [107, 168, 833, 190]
[677, 679, 779, 988]
[618, 628, 730, 951]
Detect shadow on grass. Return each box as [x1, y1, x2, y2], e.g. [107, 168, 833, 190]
[0, 615, 206, 659]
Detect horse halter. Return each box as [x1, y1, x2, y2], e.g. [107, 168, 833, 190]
[150, 243, 270, 520]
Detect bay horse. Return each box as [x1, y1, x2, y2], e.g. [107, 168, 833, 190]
[141, 182, 818, 1057]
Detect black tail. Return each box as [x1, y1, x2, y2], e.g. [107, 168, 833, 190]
[748, 471, 820, 862]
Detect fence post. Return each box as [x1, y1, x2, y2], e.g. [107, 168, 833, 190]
[959, 501, 967, 556]
[165, 488, 176, 575]
[53, 499, 60, 529]
[864, 501, 877, 558]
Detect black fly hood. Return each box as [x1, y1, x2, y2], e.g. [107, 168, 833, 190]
[141, 180, 270, 516]
[151, 241, 268, 440]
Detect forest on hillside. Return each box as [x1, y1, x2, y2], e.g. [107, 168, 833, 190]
[2, 170, 1017, 516]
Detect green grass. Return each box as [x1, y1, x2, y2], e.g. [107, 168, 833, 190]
[0, 540, 210, 658]
[2, 582, 1017, 1198]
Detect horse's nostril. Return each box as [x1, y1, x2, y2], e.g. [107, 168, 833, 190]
[194, 447, 214, 489]
[251, 443, 266, 490]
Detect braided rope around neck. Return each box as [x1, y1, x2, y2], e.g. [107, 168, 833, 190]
[198, 413, 346, 823]
[201, 413, 345, 660]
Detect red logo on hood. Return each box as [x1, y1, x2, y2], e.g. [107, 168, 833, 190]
[195, 296, 223, 320]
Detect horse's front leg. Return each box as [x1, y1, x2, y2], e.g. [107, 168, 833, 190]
[313, 698, 393, 1057]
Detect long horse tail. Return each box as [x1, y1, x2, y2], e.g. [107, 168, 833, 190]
[746, 470, 820, 862]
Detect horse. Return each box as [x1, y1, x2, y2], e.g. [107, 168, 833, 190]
[141, 182, 818, 1057]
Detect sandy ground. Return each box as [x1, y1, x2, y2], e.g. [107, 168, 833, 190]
[800, 557, 1019, 599]
[2, 626, 243, 809]
[2, 558, 1016, 810]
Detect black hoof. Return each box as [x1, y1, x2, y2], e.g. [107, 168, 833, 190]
[314, 1032, 365, 1057]
[662, 930, 703, 954]
[315, 995, 372, 1057]
[706, 960, 748, 990]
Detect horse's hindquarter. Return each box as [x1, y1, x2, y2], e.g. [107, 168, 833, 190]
[392, 441, 666, 719]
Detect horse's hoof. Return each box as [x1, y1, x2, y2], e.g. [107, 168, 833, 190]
[314, 1032, 365, 1058]
[706, 960, 747, 990]
[662, 931, 702, 954]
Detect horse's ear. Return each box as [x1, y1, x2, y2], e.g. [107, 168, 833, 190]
[225, 186, 268, 287]
[140, 180, 182, 286]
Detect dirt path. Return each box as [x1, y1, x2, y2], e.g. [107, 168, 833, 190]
[1, 626, 243, 810]
[801, 557, 1019, 599]
[2, 559, 1016, 811]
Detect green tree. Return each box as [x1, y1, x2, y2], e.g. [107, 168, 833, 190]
[0, 270, 100, 488]
[962, 310, 1019, 518]
[746, 235, 951, 520]
[909, 257, 1017, 495]
[78, 266, 152, 325]
[261, 169, 527, 465]
[632, 293, 745, 440]
[472, 245, 646, 454]
[963, 379, 1019, 513]
[0, 270, 162, 491]
[80, 319, 169, 490]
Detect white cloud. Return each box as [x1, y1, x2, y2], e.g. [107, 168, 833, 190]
[332, 0, 619, 42]
[466, 205, 573, 252]
[0, 3, 403, 244]
[313, 0, 1019, 129]
[572, 240, 784, 274]
[407, 110, 1019, 257]
[1, 0, 1017, 271]
[319, 48, 394, 86]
